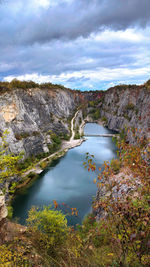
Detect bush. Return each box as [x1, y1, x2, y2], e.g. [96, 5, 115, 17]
[145, 79, 150, 91]
[50, 132, 61, 145]
[27, 206, 68, 253]
[92, 109, 100, 120]
[15, 132, 30, 140]
[119, 128, 127, 140]
[125, 103, 135, 111]
[110, 158, 121, 174]
[74, 133, 80, 139]
[17, 156, 35, 171]
[39, 161, 47, 169]
[101, 116, 108, 124]
[7, 205, 13, 219]
[27, 172, 38, 179]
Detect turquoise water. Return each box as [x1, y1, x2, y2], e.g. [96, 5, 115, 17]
[12, 123, 117, 226]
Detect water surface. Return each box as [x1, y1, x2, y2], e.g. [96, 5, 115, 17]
[12, 123, 117, 226]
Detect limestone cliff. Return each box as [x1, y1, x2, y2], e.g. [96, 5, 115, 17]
[0, 83, 149, 158]
[101, 85, 150, 143]
[0, 191, 7, 223]
[87, 84, 150, 144]
[0, 87, 77, 157]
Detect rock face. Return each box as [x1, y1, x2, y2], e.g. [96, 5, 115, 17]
[100, 86, 150, 143]
[0, 87, 77, 157]
[0, 84, 149, 158]
[0, 191, 7, 222]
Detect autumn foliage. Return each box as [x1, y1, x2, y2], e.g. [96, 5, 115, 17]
[84, 129, 150, 266]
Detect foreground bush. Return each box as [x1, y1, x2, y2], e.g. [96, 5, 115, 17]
[27, 206, 68, 257]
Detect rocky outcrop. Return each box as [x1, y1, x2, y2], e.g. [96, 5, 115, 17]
[93, 167, 142, 221]
[0, 191, 7, 223]
[0, 87, 77, 157]
[100, 85, 150, 143]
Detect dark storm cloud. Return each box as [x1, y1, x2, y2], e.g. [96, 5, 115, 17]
[0, 0, 150, 90]
[0, 34, 139, 77]
[0, 0, 150, 46]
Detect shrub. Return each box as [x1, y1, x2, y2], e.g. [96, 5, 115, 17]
[7, 205, 13, 219]
[145, 79, 150, 91]
[110, 158, 121, 174]
[50, 132, 61, 145]
[39, 161, 47, 169]
[119, 128, 127, 140]
[92, 109, 100, 120]
[101, 116, 108, 124]
[17, 155, 35, 171]
[27, 172, 38, 179]
[15, 132, 30, 140]
[89, 101, 94, 107]
[63, 134, 70, 140]
[74, 132, 80, 139]
[125, 103, 135, 111]
[27, 206, 68, 254]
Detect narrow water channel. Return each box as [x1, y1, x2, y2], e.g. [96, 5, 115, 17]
[12, 123, 118, 226]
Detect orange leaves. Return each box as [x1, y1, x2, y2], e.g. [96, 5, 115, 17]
[53, 200, 79, 217]
[71, 208, 78, 216]
[53, 200, 58, 209]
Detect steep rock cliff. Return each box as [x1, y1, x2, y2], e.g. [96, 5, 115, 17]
[0, 87, 77, 157]
[0, 83, 149, 158]
[0, 191, 7, 223]
[90, 85, 150, 144]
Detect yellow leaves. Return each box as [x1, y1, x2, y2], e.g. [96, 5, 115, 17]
[0, 131, 22, 183]
[0, 244, 29, 266]
[107, 253, 114, 256]
[118, 234, 122, 240]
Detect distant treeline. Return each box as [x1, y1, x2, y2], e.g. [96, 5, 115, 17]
[108, 79, 150, 92]
[0, 79, 71, 93]
[0, 78, 149, 94]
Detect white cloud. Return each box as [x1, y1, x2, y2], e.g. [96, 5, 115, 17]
[4, 65, 150, 90]
[92, 28, 143, 43]
[33, 0, 50, 8]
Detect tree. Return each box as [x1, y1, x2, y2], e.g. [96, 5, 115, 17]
[0, 130, 22, 184]
[27, 205, 68, 258]
[84, 131, 150, 266]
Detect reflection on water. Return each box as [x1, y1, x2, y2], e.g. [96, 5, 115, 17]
[12, 123, 117, 226]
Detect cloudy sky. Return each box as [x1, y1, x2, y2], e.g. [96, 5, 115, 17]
[0, 0, 150, 90]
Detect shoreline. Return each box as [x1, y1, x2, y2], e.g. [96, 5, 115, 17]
[15, 137, 86, 192]
[9, 118, 107, 194]
[15, 112, 86, 192]
[10, 116, 105, 197]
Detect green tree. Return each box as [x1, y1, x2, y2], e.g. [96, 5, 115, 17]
[0, 130, 22, 183]
[27, 205, 68, 256]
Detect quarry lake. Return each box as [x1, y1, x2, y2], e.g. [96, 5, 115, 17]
[12, 123, 118, 226]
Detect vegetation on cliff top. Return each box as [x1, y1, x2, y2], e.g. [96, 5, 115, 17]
[0, 79, 71, 94]
[0, 78, 150, 95]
